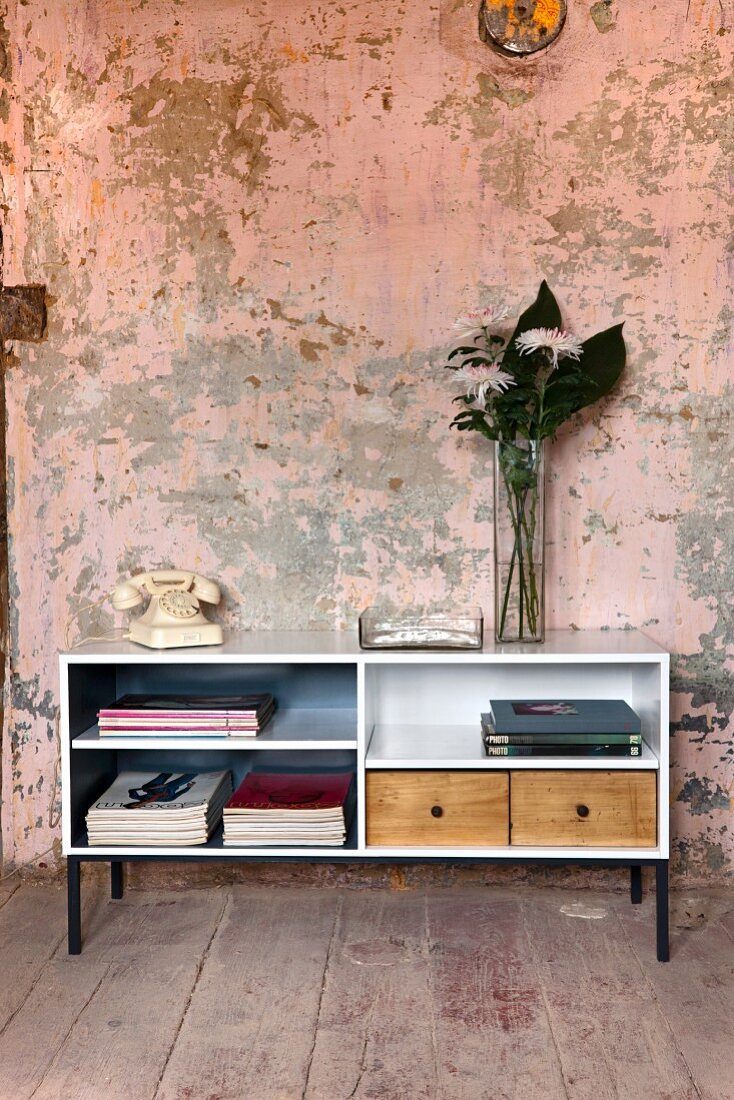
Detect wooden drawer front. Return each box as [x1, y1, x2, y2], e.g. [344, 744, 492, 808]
[510, 771, 657, 847]
[366, 770, 509, 847]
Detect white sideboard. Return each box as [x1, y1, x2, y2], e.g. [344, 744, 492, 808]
[61, 629, 670, 958]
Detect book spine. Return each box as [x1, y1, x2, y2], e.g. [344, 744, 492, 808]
[481, 731, 642, 745]
[98, 731, 259, 738]
[98, 721, 260, 730]
[482, 743, 641, 757]
[98, 714, 261, 720]
[490, 719, 642, 735]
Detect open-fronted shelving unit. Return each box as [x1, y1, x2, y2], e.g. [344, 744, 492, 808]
[61, 629, 670, 958]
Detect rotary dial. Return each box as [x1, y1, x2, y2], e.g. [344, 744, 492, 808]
[159, 590, 199, 619]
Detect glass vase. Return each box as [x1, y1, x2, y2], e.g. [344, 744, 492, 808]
[494, 438, 545, 643]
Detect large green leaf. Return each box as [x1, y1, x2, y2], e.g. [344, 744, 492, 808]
[542, 322, 626, 431]
[570, 322, 626, 412]
[514, 279, 562, 334]
[502, 280, 562, 372]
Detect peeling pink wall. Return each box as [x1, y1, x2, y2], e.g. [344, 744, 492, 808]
[0, 0, 731, 877]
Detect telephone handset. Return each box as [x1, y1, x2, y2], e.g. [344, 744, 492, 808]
[111, 570, 223, 649]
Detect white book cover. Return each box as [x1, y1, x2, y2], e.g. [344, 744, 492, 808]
[87, 770, 231, 815]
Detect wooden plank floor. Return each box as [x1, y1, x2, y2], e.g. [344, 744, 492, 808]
[0, 880, 731, 1099]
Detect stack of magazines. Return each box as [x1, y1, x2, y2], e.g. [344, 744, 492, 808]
[222, 772, 354, 847]
[97, 694, 275, 737]
[481, 699, 643, 757]
[86, 770, 233, 845]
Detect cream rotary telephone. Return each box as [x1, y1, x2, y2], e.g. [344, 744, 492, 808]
[111, 570, 223, 649]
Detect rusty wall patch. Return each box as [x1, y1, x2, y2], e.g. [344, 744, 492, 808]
[479, 0, 566, 55]
[0, 286, 47, 342]
[590, 1, 616, 34]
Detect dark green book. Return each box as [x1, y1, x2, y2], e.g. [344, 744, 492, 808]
[488, 699, 641, 735]
[482, 739, 642, 758]
[479, 730, 638, 748]
[480, 715, 642, 746]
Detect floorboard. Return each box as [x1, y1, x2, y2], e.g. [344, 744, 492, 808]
[426, 889, 568, 1099]
[304, 890, 437, 1099]
[523, 889, 698, 1100]
[80, 882, 228, 954]
[0, 954, 112, 1098]
[617, 890, 734, 1100]
[0, 885, 68, 1036]
[156, 887, 341, 1100]
[0, 876, 21, 911]
[24, 889, 226, 1100]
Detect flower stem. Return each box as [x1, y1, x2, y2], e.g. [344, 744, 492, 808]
[496, 441, 542, 641]
[498, 460, 523, 638]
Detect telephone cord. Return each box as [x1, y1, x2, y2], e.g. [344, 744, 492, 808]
[64, 594, 130, 649]
[68, 629, 131, 649]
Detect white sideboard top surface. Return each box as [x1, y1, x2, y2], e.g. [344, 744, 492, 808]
[62, 628, 667, 663]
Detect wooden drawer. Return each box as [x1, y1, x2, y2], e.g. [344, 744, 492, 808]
[510, 770, 657, 847]
[366, 770, 509, 846]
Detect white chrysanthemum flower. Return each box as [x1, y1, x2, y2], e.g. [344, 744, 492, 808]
[456, 362, 516, 405]
[453, 305, 510, 338]
[514, 327, 583, 369]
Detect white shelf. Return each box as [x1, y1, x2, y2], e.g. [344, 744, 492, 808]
[69, 819, 360, 858]
[62, 628, 667, 662]
[72, 708, 357, 751]
[358, 845, 663, 859]
[65, 844, 660, 859]
[365, 724, 659, 770]
[67, 845, 358, 857]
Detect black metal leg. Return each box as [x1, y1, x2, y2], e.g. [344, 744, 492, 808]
[67, 857, 81, 955]
[630, 865, 642, 904]
[111, 861, 124, 900]
[656, 860, 669, 962]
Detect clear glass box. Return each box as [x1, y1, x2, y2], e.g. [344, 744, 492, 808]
[358, 606, 483, 650]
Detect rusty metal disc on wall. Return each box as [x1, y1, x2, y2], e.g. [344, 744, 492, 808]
[479, 0, 567, 56]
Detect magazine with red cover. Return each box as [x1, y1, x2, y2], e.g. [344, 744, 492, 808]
[226, 772, 353, 813]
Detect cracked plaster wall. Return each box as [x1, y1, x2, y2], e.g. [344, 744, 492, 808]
[0, 0, 732, 879]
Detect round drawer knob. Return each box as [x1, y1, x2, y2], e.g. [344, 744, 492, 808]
[431, 805, 443, 818]
[576, 804, 590, 818]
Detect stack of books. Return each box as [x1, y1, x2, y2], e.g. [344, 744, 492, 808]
[97, 694, 275, 737]
[222, 772, 354, 847]
[481, 699, 643, 757]
[86, 769, 233, 846]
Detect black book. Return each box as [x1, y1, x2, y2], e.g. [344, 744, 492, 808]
[99, 694, 274, 717]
